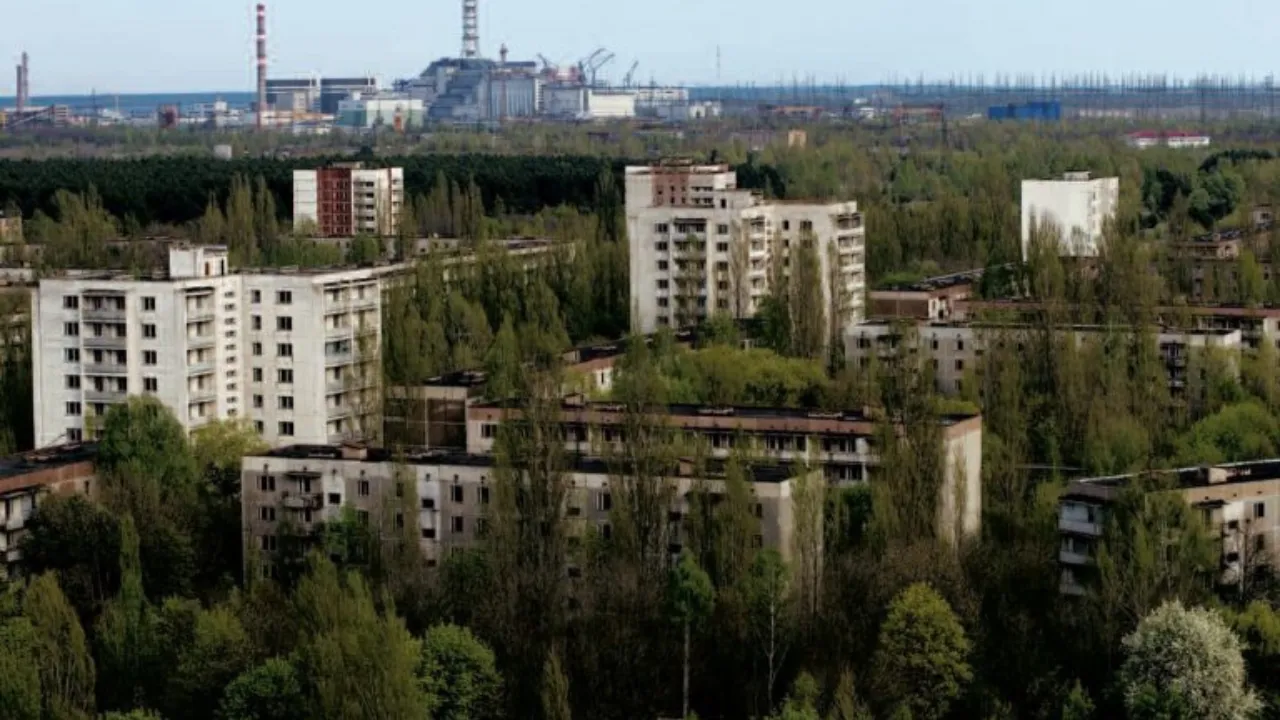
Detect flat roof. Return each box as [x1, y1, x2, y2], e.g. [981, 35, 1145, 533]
[855, 320, 1240, 337]
[1064, 458, 1280, 501]
[474, 399, 978, 427]
[0, 443, 97, 487]
[252, 444, 801, 483]
[876, 267, 986, 293]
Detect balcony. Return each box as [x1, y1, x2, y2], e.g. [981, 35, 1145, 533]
[186, 335, 216, 350]
[82, 334, 127, 349]
[349, 295, 378, 311]
[1058, 517, 1102, 536]
[1059, 548, 1093, 566]
[281, 492, 323, 511]
[187, 361, 215, 376]
[326, 324, 354, 340]
[189, 387, 217, 403]
[327, 404, 354, 419]
[186, 308, 216, 323]
[85, 388, 127, 403]
[82, 363, 129, 376]
[325, 351, 355, 367]
[82, 307, 126, 322]
[4, 513, 25, 531]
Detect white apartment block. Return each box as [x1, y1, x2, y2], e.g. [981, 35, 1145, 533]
[32, 246, 384, 449]
[293, 164, 404, 237]
[626, 162, 866, 335]
[1020, 172, 1119, 259]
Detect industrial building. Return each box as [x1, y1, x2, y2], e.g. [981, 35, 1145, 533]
[1020, 172, 1120, 259]
[1125, 130, 1213, 149]
[31, 246, 387, 449]
[0, 443, 98, 580]
[292, 164, 404, 237]
[625, 161, 866, 336]
[987, 101, 1061, 121]
[240, 444, 817, 578]
[336, 95, 425, 130]
[1059, 460, 1280, 595]
[544, 86, 637, 119]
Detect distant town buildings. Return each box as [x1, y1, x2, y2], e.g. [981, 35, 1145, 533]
[1125, 130, 1212, 150]
[987, 101, 1061, 122]
[625, 161, 866, 336]
[31, 246, 386, 449]
[293, 164, 404, 237]
[1020, 172, 1120, 259]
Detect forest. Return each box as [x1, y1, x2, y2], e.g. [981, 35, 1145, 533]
[5, 123, 1280, 719]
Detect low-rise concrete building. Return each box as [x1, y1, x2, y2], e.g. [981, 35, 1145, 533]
[241, 444, 816, 579]
[0, 443, 97, 579]
[1059, 460, 1280, 595]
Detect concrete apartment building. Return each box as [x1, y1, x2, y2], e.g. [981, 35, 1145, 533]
[464, 398, 983, 540]
[0, 443, 97, 579]
[32, 246, 384, 448]
[1021, 172, 1120, 259]
[847, 321, 1242, 396]
[1059, 460, 1280, 595]
[293, 164, 404, 237]
[241, 444, 815, 579]
[625, 162, 866, 335]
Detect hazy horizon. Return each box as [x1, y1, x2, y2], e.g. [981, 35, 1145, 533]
[3, 0, 1278, 95]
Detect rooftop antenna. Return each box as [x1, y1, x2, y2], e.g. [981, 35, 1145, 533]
[462, 0, 480, 59]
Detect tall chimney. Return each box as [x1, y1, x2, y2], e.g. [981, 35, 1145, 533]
[462, 0, 479, 59]
[16, 52, 28, 113]
[256, 4, 268, 130]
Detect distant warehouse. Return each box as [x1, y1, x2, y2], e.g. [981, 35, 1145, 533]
[988, 101, 1062, 122]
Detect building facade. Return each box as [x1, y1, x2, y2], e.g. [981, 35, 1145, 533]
[0, 443, 97, 579]
[293, 164, 404, 238]
[32, 246, 384, 448]
[1059, 460, 1280, 595]
[241, 444, 814, 579]
[626, 162, 866, 336]
[1020, 172, 1120, 259]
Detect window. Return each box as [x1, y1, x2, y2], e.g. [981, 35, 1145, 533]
[452, 516, 465, 534]
[259, 475, 276, 492]
[64, 348, 80, 363]
[278, 396, 294, 410]
[658, 298, 669, 308]
[358, 480, 370, 497]
[251, 315, 262, 331]
[957, 339, 966, 351]
[64, 322, 79, 337]
[782, 220, 790, 231]
[480, 486, 491, 505]
[955, 360, 965, 372]
[66, 375, 81, 390]
[716, 261, 729, 272]
[717, 224, 730, 235]
[65, 402, 81, 416]
[717, 242, 729, 253]
[143, 324, 157, 339]
[277, 316, 293, 332]
[422, 528, 437, 540]
[755, 503, 764, 519]
[328, 493, 341, 505]
[253, 368, 263, 382]
[1256, 502, 1267, 519]
[277, 344, 293, 358]
[254, 421, 264, 434]
[655, 242, 668, 251]
[140, 350, 156, 366]
[597, 491, 613, 512]
[142, 296, 156, 311]
[278, 369, 294, 384]
[452, 485, 464, 503]
[63, 296, 79, 310]
[658, 260, 669, 271]
[276, 291, 293, 305]
[144, 378, 158, 393]
[480, 423, 498, 439]
[278, 422, 294, 437]
[657, 279, 669, 290]
[801, 220, 814, 232]
[655, 223, 669, 234]
[253, 395, 264, 409]
[260, 506, 276, 522]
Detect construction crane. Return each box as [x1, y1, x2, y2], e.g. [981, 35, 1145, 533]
[623, 61, 640, 88]
[578, 47, 615, 87]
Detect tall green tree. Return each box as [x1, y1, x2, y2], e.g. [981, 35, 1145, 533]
[94, 516, 160, 713]
[23, 573, 95, 718]
[419, 624, 503, 720]
[668, 551, 715, 720]
[871, 583, 972, 720]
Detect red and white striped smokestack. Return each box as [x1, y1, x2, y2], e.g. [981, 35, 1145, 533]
[256, 4, 267, 130]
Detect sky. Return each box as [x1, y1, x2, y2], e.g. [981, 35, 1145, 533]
[2, 0, 1278, 95]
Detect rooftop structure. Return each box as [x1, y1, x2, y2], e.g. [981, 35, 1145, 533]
[869, 268, 984, 322]
[1059, 459, 1280, 594]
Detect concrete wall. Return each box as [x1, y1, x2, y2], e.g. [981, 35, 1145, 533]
[1020, 175, 1119, 260]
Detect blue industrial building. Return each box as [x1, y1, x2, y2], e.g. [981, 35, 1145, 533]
[987, 101, 1062, 121]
